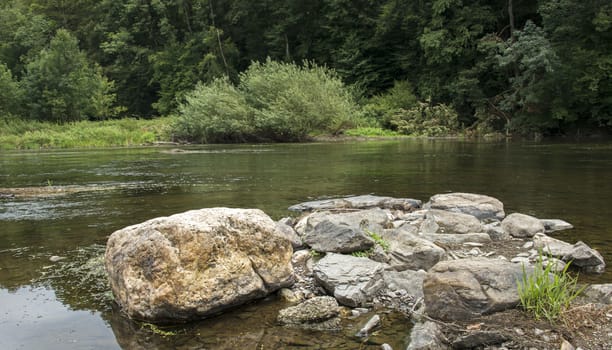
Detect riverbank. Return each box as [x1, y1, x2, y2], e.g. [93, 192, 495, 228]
[0, 117, 176, 150]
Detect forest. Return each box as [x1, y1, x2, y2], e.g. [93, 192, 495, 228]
[1, 0, 611, 142]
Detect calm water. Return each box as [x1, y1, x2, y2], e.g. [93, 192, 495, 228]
[1, 139, 611, 349]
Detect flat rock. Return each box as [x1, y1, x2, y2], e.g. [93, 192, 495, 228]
[288, 195, 421, 212]
[277, 296, 341, 330]
[295, 208, 391, 237]
[302, 220, 374, 253]
[540, 219, 573, 233]
[313, 253, 385, 307]
[501, 213, 545, 238]
[424, 193, 505, 221]
[105, 208, 294, 322]
[423, 258, 530, 321]
[419, 232, 492, 245]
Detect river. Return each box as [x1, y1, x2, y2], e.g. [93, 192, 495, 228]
[1, 139, 611, 349]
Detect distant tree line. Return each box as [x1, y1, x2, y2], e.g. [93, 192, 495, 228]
[1, 0, 610, 136]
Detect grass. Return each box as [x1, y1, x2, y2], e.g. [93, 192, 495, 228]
[343, 127, 402, 137]
[517, 251, 586, 323]
[0, 116, 176, 150]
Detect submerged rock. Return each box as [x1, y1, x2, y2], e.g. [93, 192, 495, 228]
[424, 193, 505, 221]
[277, 296, 341, 331]
[105, 208, 294, 323]
[423, 258, 529, 321]
[313, 253, 385, 307]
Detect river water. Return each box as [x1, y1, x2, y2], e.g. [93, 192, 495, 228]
[1, 139, 611, 349]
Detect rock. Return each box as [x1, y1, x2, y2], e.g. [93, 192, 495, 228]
[423, 209, 485, 234]
[540, 219, 573, 233]
[577, 284, 612, 304]
[484, 222, 511, 241]
[276, 222, 303, 249]
[288, 195, 421, 212]
[277, 296, 341, 331]
[420, 232, 491, 245]
[533, 233, 605, 273]
[296, 208, 392, 236]
[302, 220, 375, 253]
[382, 230, 446, 271]
[49, 255, 66, 262]
[423, 258, 530, 321]
[406, 321, 449, 350]
[104, 208, 294, 322]
[278, 288, 302, 303]
[383, 269, 427, 300]
[560, 339, 575, 350]
[381, 344, 393, 350]
[424, 193, 505, 221]
[355, 314, 381, 337]
[451, 331, 508, 349]
[501, 213, 545, 238]
[313, 253, 386, 307]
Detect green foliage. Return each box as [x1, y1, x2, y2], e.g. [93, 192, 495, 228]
[174, 59, 358, 143]
[351, 250, 371, 258]
[389, 102, 460, 137]
[343, 127, 400, 137]
[367, 230, 390, 252]
[517, 251, 585, 323]
[0, 63, 23, 117]
[362, 80, 418, 128]
[22, 29, 118, 122]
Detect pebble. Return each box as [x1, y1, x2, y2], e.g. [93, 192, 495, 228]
[380, 344, 393, 350]
[514, 328, 525, 336]
[522, 241, 534, 249]
[49, 255, 66, 262]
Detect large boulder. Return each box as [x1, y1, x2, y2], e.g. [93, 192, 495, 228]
[382, 229, 446, 271]
[313, 253, 385, 307]
[295, 208, 391, 236]
[425, 193, 505, 221]
[423, 209, 485, 234]
[288, 195, 421, 212]
[277, 296, 341, 330]
[501, 213, 545, 238]
[302, 220, 374, 253]
[105, 208, 294, 323]
[423, 258, 528, 321]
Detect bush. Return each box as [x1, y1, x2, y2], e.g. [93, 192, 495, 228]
[173, 59, 358, 143]
[517, 251, 585, 323]
[389, 102, 460, 136]
[0, 63, 23, 117]
[362, 80, 418, 128]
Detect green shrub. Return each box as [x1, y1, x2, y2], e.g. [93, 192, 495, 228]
[174, 78, 254, 143]
[517, 251, 585, 323]
[362, 80, 418, 128]
[173, 59, 358, 143]
[390, 102, 460, 136]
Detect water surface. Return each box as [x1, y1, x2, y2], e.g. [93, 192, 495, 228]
[1, 139, 611, 349]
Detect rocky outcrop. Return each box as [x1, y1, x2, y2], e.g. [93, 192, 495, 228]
[424, 193, 505, 221]
[105, 208, 294, 322]
[277, 296, 341, 330]
[313, 253, 385, 307]
[502, 213, 545, 238]
[423, 258, 529, 321]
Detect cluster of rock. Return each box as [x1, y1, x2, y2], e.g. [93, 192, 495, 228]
[104, 193, 609, 349]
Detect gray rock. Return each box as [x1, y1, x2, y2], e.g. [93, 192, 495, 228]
[423, 258, 530, 321]
[277, 296, 341, 330]
[313, 253, 386, 307]
[533, 233, 605, 273]
[577, 284, 612, 304]
[104, 208, 294, 323]
[296, 208, 391, 237]
[501, 213, 545, 238]
[383, 269, 427, 300]
[302, 220, 375, 253]
[424, 209, 485, 234]
[382, 229, 446, 271]
[406, 321, 449, 350]
[424, 193, 505, 221]
[451, 331, 508, 349]
[540, 219, 573, 233]
[419, 232, 492, 245]
[355, 314, 381, 337]
[288, 195, 421, 212]
[484, 222, 512, 241]
[276, 222, 303, 248]
[381, 344, 393, 350]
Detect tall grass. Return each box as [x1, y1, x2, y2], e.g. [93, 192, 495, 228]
[0, 116, 175, 150]
[517, 251, 585, 323]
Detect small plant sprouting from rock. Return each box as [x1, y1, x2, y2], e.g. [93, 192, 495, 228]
[309, 249, 321, 258]
[517, 250, 585, 323]
[351, 250, 371, 258]
[365, 229, 390, 252]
